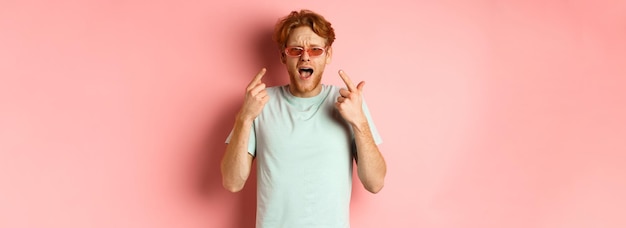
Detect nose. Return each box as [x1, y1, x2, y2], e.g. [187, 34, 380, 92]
[300, 51, 310, 62]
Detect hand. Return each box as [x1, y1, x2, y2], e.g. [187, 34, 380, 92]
[335, 70, 367, 125]
[238, 68, 269, 122]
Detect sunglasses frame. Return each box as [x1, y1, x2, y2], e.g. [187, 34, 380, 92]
[284, 46, 328, 57]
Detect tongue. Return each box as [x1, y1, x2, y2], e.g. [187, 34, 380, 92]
[300, 70, 312, 78]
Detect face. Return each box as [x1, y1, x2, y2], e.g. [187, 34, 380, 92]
[282, 26, 332, 97]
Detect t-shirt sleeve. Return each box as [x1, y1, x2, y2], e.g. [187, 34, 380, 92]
[224, 122, 257, 157]
[362, 99, 383, 145]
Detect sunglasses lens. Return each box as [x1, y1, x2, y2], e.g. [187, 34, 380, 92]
[286, 47, 303, 56]
[285, 47, 325, 57]
[309, 47, 324, 56]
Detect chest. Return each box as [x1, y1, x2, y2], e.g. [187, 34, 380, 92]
[254, 98, 353, 160]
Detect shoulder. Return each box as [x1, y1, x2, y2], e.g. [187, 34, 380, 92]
[324, 84, 341, 94]
[265, 85, 286, 96]
[264, 86, 289, 105]
[266, 85, 284, 92]
[324, 84, 340, 90]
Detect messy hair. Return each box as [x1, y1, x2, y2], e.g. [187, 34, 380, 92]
[273, 9, 336, 50]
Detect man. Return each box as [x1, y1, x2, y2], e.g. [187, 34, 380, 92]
[221, 9, 386, 228]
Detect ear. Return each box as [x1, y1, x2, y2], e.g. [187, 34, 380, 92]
[325, 46, 332, 65]
[280, 51, 286, 64]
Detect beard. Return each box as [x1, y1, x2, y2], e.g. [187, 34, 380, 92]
[288, 70, 323, 97]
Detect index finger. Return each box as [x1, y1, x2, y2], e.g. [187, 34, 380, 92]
[338, 70, 356, 92]
[248, 68, 266, 87]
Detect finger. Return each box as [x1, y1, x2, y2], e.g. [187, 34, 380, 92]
[339, 88, 350, 98]
[250, 83, 266, 96]
[339, 70, 357, 92]
[356, 81, 365, 92]
[337, 96, 345, 103]
[248, 68, 267, 89]
[257, 90, 268, 99]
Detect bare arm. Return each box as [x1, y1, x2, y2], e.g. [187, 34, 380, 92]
[221, 117, 255, 192]
[220, 68, 268, 192]
[335, 70, 386, 193]
[351, 120, 386, 193]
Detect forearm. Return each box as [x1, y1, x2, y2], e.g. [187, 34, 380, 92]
[352, 120, 386, 193]
[221, 116, 254, 192]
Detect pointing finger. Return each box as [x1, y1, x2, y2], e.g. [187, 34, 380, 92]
[339, 70, 356, 92]
[248, 68, 266, 89]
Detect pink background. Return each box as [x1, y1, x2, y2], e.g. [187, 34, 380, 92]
[1, 0, 625, 227]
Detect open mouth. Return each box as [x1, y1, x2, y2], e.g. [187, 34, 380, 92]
[298, 67, 314, 79]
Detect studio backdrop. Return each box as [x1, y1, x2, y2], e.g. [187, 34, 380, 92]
[1, 0, 625, 227]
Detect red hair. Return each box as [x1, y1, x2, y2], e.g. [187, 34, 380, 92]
[273, 9, 336, 50]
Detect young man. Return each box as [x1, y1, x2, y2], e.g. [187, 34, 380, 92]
[221, 9, 386, 227]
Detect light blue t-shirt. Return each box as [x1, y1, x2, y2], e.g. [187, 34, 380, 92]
[226, 84, 382, 228]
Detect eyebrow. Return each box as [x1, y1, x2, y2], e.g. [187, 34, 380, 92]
[286, 44, 326, 47]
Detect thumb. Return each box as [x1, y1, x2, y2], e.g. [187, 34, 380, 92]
[356, 81, 365, 92]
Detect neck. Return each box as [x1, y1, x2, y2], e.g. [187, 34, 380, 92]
[288, 84, 322, 98]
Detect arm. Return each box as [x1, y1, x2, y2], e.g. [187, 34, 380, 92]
[335, 70, 387, 193]
[351, 120, 386, 193]
[220, 68, 268, 192]
[221, 117, 255, 192]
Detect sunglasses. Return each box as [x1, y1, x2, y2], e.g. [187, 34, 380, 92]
[284, 46, 328, 57]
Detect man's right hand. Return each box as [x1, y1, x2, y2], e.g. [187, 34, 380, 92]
[238, 68, 269, 122]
